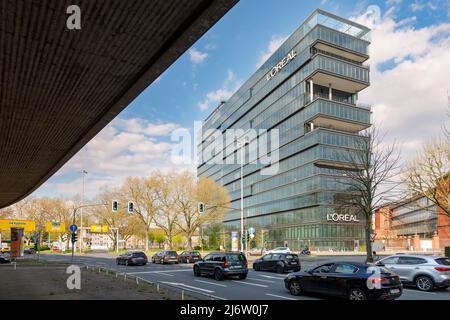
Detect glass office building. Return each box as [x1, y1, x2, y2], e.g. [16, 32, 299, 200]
[197, 9, 372, 251]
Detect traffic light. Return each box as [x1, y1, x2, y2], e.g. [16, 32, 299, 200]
[112, 200, 118, 212]
[71, 232, 78, 243]
[198, 202, 205, 214]
[128, 201, 134, 214]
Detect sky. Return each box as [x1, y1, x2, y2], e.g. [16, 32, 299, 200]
[32, 0, 450, 201]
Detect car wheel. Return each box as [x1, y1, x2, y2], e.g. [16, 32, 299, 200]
[294, 267, 301, 272]
[415, 275, 434, 292]
[238, 274, 247, 280]
[288, 280, 302, 296]
[214, 269, 224, 281]
[276, 264, 285, 274]
[193, 266, 201, 277]
[253, 263, 260, 271]
[348, 288, 367, 300]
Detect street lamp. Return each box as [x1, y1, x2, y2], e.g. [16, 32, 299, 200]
[79, 169, 87, 253]
[236, 137, 249, 253]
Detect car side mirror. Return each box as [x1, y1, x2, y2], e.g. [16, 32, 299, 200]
[307, 269, 313, 274]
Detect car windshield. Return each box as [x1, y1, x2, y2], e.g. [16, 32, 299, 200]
[285, 254, 298, 260]
[227, 254, 246, 262]
[166, 251, 177, 255]
[435, 258, 450, 266]
[133, 252, 145, 257]
[191, 252, 200, 256]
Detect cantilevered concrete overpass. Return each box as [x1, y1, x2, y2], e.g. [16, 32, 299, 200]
[0, 0, 238, 208]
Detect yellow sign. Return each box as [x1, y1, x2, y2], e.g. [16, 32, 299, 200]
[0, 219, 36, 232]
[90, 225, 108, 233]
[45, 222, 66, 233]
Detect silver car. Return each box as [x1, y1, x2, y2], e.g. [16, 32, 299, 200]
[376, 254, 450, 291]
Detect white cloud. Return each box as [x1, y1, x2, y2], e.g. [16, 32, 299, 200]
[188, 48, 208, 64]
[410, 0, 437, 12]
[197, 69, 243, 111]
[33, 118, 193, 199]
[352, 7, 450, 163]
[256, 35, 289, 69]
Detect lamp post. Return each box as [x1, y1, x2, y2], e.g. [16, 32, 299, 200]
[79, 169, 88, 253]
[237, 137, 249, 252]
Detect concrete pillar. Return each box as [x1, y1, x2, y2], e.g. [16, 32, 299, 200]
[432, 232, 440, 251]
[309, 79, 314, 102]
[328, 83, 332, 100]
[413, 234, 420, 251]
[354, 92, 358, 105]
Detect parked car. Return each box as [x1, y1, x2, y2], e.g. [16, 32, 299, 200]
[193, 252, 248, 281]
[285, 262, 403, 300]
[265, 247, 291, 254]
[253, 253, 301, 273]
[376, 254, 450, 291]
[0, 252, 11, 264]
[116, 251, 148, 266]
[0, 246, 10, 253]
[151, 250, 179, 264]
[24, 248, 36, 254]
[178, 251, 202, 263]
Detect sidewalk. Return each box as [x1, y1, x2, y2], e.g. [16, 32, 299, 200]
[0, 259, 188, 300]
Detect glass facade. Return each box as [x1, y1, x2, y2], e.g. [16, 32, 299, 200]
[198, 9, 372, 251]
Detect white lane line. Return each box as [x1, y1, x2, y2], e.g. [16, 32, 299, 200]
[266, 293, 298, 300]
[195, 279, 228, 287]
[231, 280, 268, 288]
[127, 269, 192, 275]
[247, 277, 275, 283]
[258, 274, 286, 280]
[160, 281, 215, 293]
[404, 289, 436, 295]
[153, 272, 174, 277]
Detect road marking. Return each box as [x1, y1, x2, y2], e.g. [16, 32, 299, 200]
[404, 289, 436, 295]
[195, 280, 227, 287]
[258, 274, 286, 280]
[127, 269, 192, 275]
[160, 282, 215, 293]
[266, 293, 298, 300]
[247, 277, 275, 283]
[231, 280, 268, 288]
[153, 272, 174, 277]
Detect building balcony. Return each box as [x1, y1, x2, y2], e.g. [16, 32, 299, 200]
[307, 54, 370, 93]
[303, 97, 372, 134]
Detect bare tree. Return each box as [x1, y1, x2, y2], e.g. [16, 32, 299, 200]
[172, 172, 231, 249]
[403, 138, 450, 217]
[336, 126, 401, 263]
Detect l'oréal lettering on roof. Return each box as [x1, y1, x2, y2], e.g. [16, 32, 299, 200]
[266, 50, 297, 81]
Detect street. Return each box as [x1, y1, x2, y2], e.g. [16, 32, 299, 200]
[39, 253, 450, 300]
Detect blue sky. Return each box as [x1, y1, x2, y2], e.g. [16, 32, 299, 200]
[32, 0, 450, 200]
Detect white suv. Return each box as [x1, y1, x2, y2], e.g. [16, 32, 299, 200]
[376, 254, 450, 291]
[266, 247, 292, 254]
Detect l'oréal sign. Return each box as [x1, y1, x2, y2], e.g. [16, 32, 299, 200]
[327, 213, 360, 222]
[266, 50, 297, 81]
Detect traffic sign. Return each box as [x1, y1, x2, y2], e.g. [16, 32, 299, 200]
[370, 233, 377, 242]
[248, 227, 255, 234]
[69, 224, 78, 232]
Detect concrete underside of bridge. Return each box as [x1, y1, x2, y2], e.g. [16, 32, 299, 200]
[0, 0, 238, 208]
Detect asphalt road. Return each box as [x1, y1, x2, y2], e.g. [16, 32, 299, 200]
[38, 253, 450, 301]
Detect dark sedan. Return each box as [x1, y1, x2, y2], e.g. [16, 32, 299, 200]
[152, 250, 179, 264]
[0, 252, 11, 264]
[253, 253, 301, 273]
[284, 262, 403, 300]
[116, 251, 148, 266]
[178, 251, 202, 263]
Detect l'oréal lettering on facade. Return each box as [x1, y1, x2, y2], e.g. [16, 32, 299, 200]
[198, 9, 372, 251]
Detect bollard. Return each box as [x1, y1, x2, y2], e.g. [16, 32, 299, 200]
[136, 277, 139, 285]
[181, 290, 185, 300]
[157, 283, 160, 293]
[13, 262, 17, 270]
[124, 273, 127, 281]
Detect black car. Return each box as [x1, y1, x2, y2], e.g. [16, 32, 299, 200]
[152, 250, 179, 264]
[284, 261, 403, 300]
[0, 252, 11, 264]
[193, 252, 248, 281]
[116, 251, 148, 266]
[253, 253, 301, 273]
[178, 251, 202, 263]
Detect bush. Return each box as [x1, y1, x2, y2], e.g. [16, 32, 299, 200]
[193, 246, 201, 251]
[37, 246, 50, 251]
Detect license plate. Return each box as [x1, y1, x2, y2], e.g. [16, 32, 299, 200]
[390, 289, 400, 294]
[232, 266, 242, 269]
[290, 262, 297, 264]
